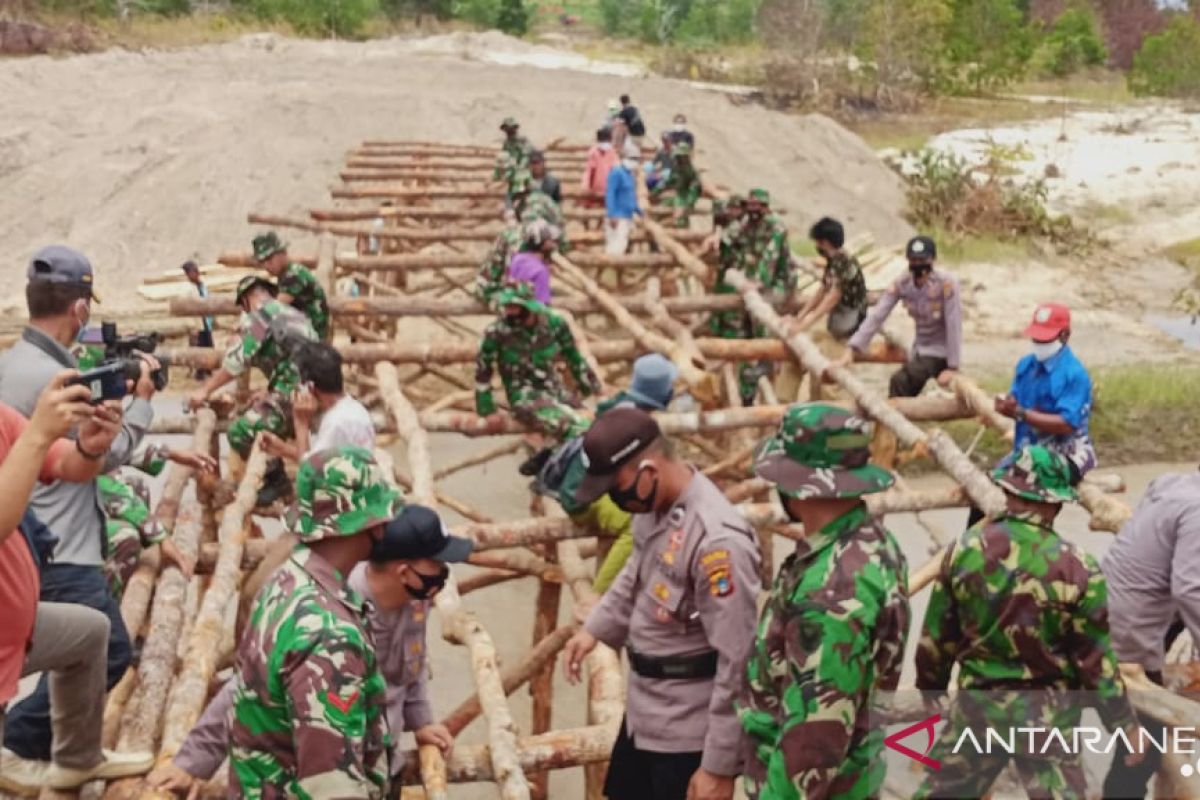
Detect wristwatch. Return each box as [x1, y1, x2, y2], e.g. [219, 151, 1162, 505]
[1014, 406, 1027, 422]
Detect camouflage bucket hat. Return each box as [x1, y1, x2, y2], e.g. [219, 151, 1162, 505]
[252, 231, 286, 262]
[991, 445, 1077, 505]
[287, 446, 404, 544]
[748, 188, 770, 204]
[753, 402, 894, 499]
[495, 281, 546, 315]
[235, 275, 277, 304]
[500, 116, 520, 130]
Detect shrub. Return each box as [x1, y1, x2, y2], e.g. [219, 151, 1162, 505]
[1129, 15, 1200, 98]
[452, 0, 499, 27]
[237, 0, 377, 36]
[598, 0, 635, 35]
[1039, 6, 1107, 76]
[495, 0, 527, 34]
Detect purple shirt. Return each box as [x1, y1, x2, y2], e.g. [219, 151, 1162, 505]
[173, 564, 433, 779]
[507, 252, 552, 304]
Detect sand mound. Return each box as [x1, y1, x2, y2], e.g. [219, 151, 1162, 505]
[0, 33, 911, 311]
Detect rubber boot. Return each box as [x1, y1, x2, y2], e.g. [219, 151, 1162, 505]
[256, 459, 293, 508]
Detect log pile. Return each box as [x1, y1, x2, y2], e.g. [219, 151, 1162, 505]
[92, 137, 1159, 800]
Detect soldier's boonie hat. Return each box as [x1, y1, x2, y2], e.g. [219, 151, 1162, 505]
[235, 275, 277, 304]
[28, 245, 101, 303]
[906, 236, 937, 261]
[1023, 302, 1071, 341]
[753, 402, 894, 499]
[495, 281, 546, 315]
[500, 117, 520, 130]
[672, 142, 692, 157]
[377, 504, 473, 563]
[252, 232, 287, 262]
[748, 188, 770, 204]
[574, 407, 661, 506]
[991, 445, 1076, 505]
[625, 353, 678, 411]
[727, 194, 746, 207]
[287, 445, 404, 544]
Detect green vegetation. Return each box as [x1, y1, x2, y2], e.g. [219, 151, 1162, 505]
[1129, 16, 1200, 99]
[1164, 236, 1200, 318]
[934, 364, 1200, 469]
[1034, 6, 1107, 78]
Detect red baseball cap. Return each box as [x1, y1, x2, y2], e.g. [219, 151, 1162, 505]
[1023, 303, 1071, 341]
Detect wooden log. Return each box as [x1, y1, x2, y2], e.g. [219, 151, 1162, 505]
[888, 393, 972, 422]
[1077, 482, 1133, 534]
[551, 251, 718, 405]
[394, 724, 617, 785]
[102, 668, 138, 749]
[468, 548, 562, 581]
[441, 625, 577, 737]
[310, 204, 678, 223]
[160, 338, 794, 370]
[151, 404, 793, 440]
[722, 269, 1007, 518]
[557, 540, 622, 799]
[433, 440, 523, 480]
[947, 374, 1015, 437]
[157, 442, 268, 766]
[377, 363, 435, 503]
[457, 568, 527, 595]
[315, 232, 338, 326]
[530, 567, 562, 798]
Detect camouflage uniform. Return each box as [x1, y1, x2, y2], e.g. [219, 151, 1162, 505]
[254, 233, 330, 340]
[278, 263, 331, 340]
[651, 144, 701, 228]
[229, 446, 403, 799]
[475, 224, 523, 308]
[223, 298, 318, 458]
[475, 284, 599, 441]
[915, 446, 1136, 799]
[98, 473, 167, 598]
[494, 121, 534, 199]
[735, 190, 795, 403]
[739, 404, 909, 800]
[821, 250, 868, 340]
[518, 183, 570, 253]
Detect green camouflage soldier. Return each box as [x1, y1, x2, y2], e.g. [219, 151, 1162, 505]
[254, 232, 330, 339]
[706, 195, 749, 341]
[495, 117, 534, 198]
[914, 445, 1138, 800]
[794, 218, 868, 341]
[98, 473, 168, 597]
[475, 223, 524, 308]
[739, 403, 909, 800]
[511, 172, 570, 254]
[475, 283, 599, 441]
[188, 276, 318, 504]
[229, 446, 403, 799]
[651, 142, 702, 228]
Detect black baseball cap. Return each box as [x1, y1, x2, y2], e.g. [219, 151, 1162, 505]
[27, 245, 100, 303]
[906, 236, 937, 261]
[375, 504, 473, 564]
[574, 406, 661, 506]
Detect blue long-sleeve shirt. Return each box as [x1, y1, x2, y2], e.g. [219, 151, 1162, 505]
[1007, 344, 1096, 477]
[605, 165, 641, 221]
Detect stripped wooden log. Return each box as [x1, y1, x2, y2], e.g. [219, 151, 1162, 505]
[442, 625, 577, 736]
[309, 204, 677, 223]
[947, 374, 1015, 437]
[157, 442, 267, 766]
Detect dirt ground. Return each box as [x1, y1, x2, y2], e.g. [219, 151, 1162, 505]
[0, 31, 910, 312]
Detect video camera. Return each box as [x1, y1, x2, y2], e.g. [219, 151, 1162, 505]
[79, 322, 170, 392]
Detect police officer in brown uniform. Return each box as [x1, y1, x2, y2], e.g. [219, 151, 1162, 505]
[563, 407, 761, 800]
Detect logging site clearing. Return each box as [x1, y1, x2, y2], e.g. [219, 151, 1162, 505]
[1, 27, 1199, 800]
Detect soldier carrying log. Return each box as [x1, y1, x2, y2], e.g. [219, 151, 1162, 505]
[187, 275, 318, 506]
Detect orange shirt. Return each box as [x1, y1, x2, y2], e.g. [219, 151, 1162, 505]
[0, 404, 68, 704]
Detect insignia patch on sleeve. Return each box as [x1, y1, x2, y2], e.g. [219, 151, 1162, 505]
[700, 550, 734, 597]
[326, 689, 360, 715]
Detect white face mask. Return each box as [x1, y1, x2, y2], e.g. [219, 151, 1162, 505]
[1031, 339, 1063, 362]
[672, 122, 685, 132]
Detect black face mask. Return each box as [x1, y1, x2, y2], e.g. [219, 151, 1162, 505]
[608, 465, 659, 513]
[909, 263, 932, 279]
[406, 564, 450, 600]
[505, 309, 529, 326]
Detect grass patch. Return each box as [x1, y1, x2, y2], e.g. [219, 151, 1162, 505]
[922, 227, 1033, 264]
[1012, 74, 1134, 105]
[910, 363, 1200, 474]
[1073, 200, 1135, 228]
[1165, 237, 1200, 272]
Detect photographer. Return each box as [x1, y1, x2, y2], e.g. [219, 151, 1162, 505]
[0, 246, 158, 764]
[0, 372, 154, 791]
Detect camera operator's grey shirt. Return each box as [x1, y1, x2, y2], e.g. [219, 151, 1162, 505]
[0, 326, 154, 566]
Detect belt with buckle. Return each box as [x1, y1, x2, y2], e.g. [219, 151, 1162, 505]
[627, 648, 719, 680]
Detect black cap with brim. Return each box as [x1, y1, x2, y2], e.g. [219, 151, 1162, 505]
[376, 504, 474, 563]
[572, 406, 660, 507]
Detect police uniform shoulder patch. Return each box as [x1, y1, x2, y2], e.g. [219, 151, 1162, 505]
[699, 549, 734, 598]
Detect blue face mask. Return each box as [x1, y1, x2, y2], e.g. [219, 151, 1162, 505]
[75, 304, 92, 343]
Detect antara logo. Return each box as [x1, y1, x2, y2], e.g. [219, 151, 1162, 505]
[884, 713, 942, 770]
